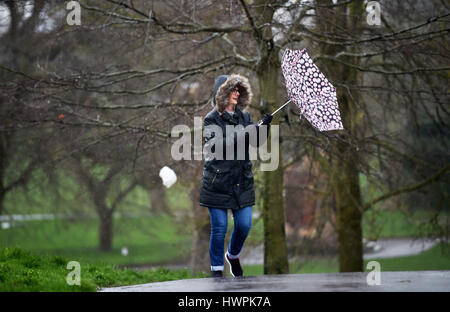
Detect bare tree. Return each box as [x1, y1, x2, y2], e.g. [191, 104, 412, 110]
[1, 0, 448, 273]
[0, 0, 61, 215]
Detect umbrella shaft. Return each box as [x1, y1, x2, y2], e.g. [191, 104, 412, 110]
[271, 100, 291, 116]
[257, 100, 292, 126]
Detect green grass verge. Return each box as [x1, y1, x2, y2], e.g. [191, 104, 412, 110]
[242, 242, 450, 276]
[1, 243, 449, 291]
[0, 247, 208, 292]
[0, 211, 264, 267]
[0, 215, 191, 266]
[0, 209, 444, 268]
[362, 208, 444, 239]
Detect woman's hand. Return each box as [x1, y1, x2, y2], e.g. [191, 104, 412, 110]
[261, 113, 273, 125]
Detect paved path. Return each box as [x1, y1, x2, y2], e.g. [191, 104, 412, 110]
[99, 270, 450, 292]
[101, 239, 447, 292]
[122, 238, 440, 271]
[362, 238, 439, 259]
[227, 238, 440, 265]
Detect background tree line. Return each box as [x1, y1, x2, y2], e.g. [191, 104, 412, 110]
[0, 0, 448, 274]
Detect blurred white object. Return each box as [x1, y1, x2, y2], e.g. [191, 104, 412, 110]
[1, 222, 10, 229]
[159, 166, 177, 188]
[121, 247, 128, 256]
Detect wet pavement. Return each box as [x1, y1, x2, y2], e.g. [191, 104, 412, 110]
[99, 270, 450, 292]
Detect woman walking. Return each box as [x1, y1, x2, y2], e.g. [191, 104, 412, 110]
[199, 74, 273, 277]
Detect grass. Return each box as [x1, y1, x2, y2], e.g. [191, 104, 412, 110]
[1, 242, 448, 291]
[0, 206, 266, 267]
[242, 242, 450, 276]
[367, 243, 450, 272]
[362, 208, 443, 239]
[2, 164, 445, 268]
[1, 168, 195, 267]
[0, 215, 191, 266]
[2, 167, 448, 289]
[0, 246, 208, 292]
[0, 208, 444, 269]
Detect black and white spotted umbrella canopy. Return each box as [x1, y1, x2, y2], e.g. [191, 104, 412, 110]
[281, 48, 344, 131]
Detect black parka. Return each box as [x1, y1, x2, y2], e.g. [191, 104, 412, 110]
[199, 74, 269, 210]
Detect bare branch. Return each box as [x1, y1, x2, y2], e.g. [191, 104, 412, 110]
[363, 164, 450, 211]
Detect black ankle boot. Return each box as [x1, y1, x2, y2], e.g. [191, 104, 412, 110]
[211, 270, 223, 278]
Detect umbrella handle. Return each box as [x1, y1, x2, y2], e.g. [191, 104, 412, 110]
[257, 100, 292, 126]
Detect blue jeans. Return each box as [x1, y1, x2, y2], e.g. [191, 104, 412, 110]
[208, 206, 252, 271]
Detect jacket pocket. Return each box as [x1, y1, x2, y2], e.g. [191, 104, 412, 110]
[206, 167, 232, 194]
[202, 169, 214, 190]
[243, 162, 254, 188]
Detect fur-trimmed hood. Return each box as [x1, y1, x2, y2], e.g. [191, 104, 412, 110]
[212, 74, 253, 114]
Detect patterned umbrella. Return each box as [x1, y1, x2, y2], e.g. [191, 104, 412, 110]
[278, 48, 344, 131]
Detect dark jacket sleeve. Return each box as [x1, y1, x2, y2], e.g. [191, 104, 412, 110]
[203, 114, 221, 156]
[203, 114, 234, 158]
[246, 112, 270, 147]
[203, 111, 270, 160]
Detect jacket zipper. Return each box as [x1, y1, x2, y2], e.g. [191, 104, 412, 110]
[211, 174, 217, 184]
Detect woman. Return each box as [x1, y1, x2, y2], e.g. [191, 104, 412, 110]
[199, 74, 273, 277]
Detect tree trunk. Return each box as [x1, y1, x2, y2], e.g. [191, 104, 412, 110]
[0, 191, 4, 215]
[99, 210, 113, 252]
[329, 63, 364, 272]
[314, 0, 365, 272]
[334, 135, 363, 272]
[335, 1, 365, 273]
[94, 187, 114, 252]
[0, 133, 5, 215]
[189, 171, 210, 274]
[257, 49, 289, 275]
[150, 183, 168, 214]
